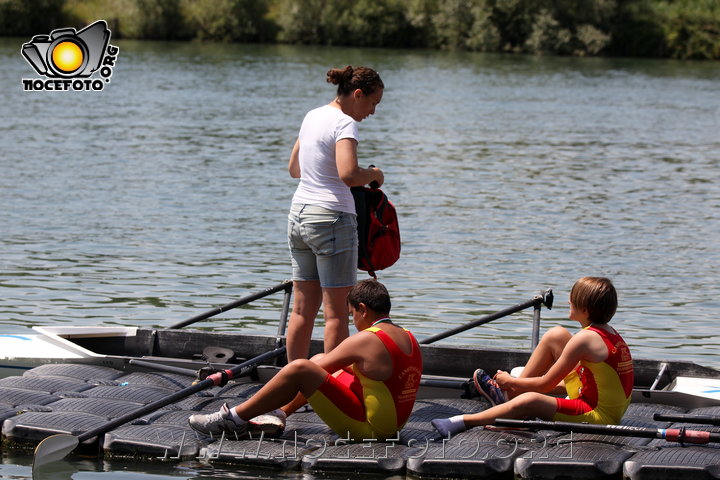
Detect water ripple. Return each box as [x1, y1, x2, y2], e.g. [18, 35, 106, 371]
[1, 40, 719, 368]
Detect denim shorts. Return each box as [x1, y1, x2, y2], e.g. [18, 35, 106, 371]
[288, 204, 358, 288]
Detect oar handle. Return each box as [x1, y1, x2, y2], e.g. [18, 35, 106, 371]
[419, 289, 553, 345]
[169, 281, 292, 329]
[662, 428, 720, 444]
[77, 346, 286, 442]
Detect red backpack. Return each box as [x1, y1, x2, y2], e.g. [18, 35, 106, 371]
[352, 185, 401, 278]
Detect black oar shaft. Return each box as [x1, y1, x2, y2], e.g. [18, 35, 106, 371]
[169, 281, 292, 329]
[493, 419, 720, 444]
[496, 419, 658, 438]
[654, 413, 720, 426]
[420, 378, 466, 389]
[127, 359, 197, 376]
[420, 296, 543, 345]
[77, 346, 286, 442]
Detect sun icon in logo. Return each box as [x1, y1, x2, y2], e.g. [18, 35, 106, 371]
[51, 41, 85, 73]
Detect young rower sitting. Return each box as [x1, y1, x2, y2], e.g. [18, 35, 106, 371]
[189, 279, 423, 441]
[433, 276, 634, 436]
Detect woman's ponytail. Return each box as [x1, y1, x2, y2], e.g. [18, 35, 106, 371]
[326, 65, 383, 96]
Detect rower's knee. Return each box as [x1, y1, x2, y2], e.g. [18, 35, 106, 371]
[541, 326, 572, 346]
[284, 358, 317, 377]
[514, 391, 541, 406]
[511, 391, 558, 420]
[310, 353, 326, 362]
[283, 358, 327, 397]
[511, 391, 548, 414]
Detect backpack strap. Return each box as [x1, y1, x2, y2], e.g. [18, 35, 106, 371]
[373, 193, 387, 222]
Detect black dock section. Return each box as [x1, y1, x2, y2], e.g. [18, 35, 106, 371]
[2, 363, 720, 478]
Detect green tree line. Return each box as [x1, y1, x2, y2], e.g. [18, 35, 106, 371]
[2, 0, 719, 59]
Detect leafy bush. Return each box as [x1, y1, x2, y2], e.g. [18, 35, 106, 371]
[0, 0, 66, 35]
[428, 0, 500, 51]
[2, 0, 718, 59]
[273, 0, 330, 44]
[58, 0, 191, 39]
[335, 0, 416, 48]
[182, 0, 276, 42]
[653, 0, 720, 59]
[612, 0, 720, 59]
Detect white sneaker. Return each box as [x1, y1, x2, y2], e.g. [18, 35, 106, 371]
[249, 409, 286, 437]
[188, 403, 248, 436]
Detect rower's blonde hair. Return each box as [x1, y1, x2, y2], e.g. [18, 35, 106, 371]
[570, 277, 617, 325]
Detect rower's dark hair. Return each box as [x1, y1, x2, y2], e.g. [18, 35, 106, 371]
[327, 66, 384, 97]
[348, 279, 391, 315]
[570, 277, 617, 324]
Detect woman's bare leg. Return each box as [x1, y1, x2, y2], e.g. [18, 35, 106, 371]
[320, 285, 352, 353]
[286, 280, 323, 361]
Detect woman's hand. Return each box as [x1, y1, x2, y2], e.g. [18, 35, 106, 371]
[368, 166, 384, 188]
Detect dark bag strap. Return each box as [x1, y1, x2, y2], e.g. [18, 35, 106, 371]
[372, 191, 389, 224]
[352, 186, 384, 278]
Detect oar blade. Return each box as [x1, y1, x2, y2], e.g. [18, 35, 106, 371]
[32, 434, 79, 472]
[30, 345, 286, 471]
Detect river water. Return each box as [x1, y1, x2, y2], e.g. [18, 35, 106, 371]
[1, 38, 719, 478]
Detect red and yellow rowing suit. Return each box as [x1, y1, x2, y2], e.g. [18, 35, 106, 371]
[307, 325, 422, 440]
[555, 325, 634, 424]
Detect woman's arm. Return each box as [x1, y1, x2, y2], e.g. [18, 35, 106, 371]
[288, 139, 300, 178]
[336, 138, 384, 187]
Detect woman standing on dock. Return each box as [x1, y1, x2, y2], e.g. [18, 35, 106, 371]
[286, 66, 385, 361]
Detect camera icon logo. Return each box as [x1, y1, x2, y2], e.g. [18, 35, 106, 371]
[21, 20, 119, 91]
[22, 20, 110, 77]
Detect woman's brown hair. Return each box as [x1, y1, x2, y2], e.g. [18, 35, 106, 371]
[326, 66, 384, 97]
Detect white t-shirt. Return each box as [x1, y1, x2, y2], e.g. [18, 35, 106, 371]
[291, 105, 359, 214]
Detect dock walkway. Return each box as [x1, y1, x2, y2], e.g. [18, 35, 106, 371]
[2, 363, 719, 479]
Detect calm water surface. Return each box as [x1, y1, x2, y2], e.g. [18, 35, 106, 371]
[1, 38, 719, 478]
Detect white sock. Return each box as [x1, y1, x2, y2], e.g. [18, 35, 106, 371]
[448, 414, 465, 428]
[228, 406, 247, 425]
[431, 414, 467, 436]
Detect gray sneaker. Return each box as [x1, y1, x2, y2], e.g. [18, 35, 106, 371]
[188, 403, 247, 436]
[249, 409, 286, 437]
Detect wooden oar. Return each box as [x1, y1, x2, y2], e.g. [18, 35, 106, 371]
[32, 346, 286, 472]
[168, 281, 292, 329]
[493, 418, 720, 444]
[419, 289, 553, 345]
[653, 413, 720, 426]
